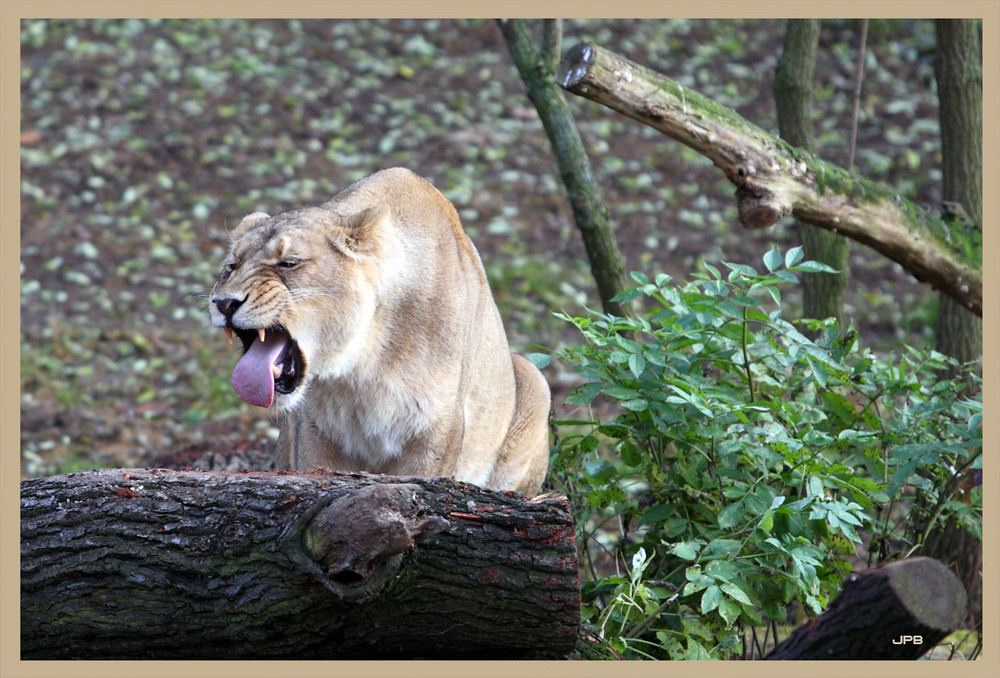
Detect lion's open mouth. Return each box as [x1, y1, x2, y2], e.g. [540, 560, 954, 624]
[227, 325, 304, 408]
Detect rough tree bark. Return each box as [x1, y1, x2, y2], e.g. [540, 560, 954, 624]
[915, 19, 984, 634]
[498, 19, 631, 318]
[766, 557, 967, 660]
[20, 468, 581, 659]
[774, 19, 850, 331]
[555, 41, 982, 316]
[933, 19, 983, 370]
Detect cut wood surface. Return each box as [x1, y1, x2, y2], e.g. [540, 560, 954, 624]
[766, 557, 967, 660]
[20, 468, 581, 659]
[556, 41, 982, 316]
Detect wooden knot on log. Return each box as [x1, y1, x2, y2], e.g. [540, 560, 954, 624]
[302, 483, 449, 600]
[736, 186, 787, 229]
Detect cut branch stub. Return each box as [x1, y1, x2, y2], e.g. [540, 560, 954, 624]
[736, 186, 789, 229]
[555, 40, 596, 89]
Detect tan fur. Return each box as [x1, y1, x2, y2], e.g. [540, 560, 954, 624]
[209, 168, 550, 494]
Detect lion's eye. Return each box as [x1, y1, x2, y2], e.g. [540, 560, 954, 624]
[219, 262, 236, 282]
[276, 259, 300, 270]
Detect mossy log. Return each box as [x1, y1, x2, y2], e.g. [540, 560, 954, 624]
[20, 468, 581, 659]
[766, 557, 967, 660]
[556, 41, 982, 317]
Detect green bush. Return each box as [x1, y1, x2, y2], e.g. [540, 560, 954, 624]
[535, 247, 981, 659]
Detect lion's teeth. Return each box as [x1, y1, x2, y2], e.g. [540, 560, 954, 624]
[258, 328, 266, 343]
[272, 364, 281, 378]
[224, 327, 233, 344]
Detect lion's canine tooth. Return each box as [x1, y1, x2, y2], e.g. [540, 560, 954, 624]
[258, 328, 266, 343]
[272, 364, 281, 378]
[224, 327, 233, 344]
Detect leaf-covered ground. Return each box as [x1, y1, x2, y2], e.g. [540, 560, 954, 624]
[20, 18, 944, 478]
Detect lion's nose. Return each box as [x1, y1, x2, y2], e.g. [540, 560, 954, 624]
[213, 296, 244, 320]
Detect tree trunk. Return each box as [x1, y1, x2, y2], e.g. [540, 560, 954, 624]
[933, 19, 983, 370]
[555, 41, 982, 316]
[774, 19, 850, 331]
[498, 19, 631, 318]
[766, 557, 967, 660]
[20, 468, 581, 659]
[916, 19, 983, 633]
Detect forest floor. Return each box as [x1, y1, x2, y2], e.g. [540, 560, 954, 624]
[20, 18, 946, 478]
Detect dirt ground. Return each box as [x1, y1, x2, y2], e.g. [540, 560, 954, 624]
[20, 18, 946, 477]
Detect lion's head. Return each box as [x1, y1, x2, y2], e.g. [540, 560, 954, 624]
[209, 203, 392, 410]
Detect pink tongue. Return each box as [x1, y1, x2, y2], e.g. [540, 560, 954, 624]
[232, 331, 289, 408]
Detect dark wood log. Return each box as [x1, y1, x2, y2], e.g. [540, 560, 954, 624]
[20, 468, 580, 659]
[765, 557, 967, 660]
[555, 41, 982, 316]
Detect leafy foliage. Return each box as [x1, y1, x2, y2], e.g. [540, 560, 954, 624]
[540, 247, 981, 659]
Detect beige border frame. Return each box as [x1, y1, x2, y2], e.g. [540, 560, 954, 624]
[3, 2, 997, 677]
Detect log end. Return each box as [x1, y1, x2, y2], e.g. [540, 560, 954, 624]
[883, 556, 967, 631]
[556, 41, 596, 89]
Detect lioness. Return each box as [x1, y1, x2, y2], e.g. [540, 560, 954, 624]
[209, 168, 550, 495]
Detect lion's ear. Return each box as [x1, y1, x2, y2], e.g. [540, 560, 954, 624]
[230, 212, 271, 241]
[344, 203, 391, 254]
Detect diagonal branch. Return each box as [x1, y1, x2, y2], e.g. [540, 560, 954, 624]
[555, 41, 981, 317]
[498, 20, 631, 318]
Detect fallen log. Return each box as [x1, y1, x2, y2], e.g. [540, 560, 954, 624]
[766, 557, 967, 660]
[20, 468, 581, 659]
[555, 41, 982, 316]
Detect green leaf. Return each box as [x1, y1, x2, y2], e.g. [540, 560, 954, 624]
[718, 597, 741, 625]
[701, 584, 722, 613]
[565, 381, 602, 406]
[703, 538, 742, 558]
[785, 246, 805, 268]
[763, 248, 783, 272]
[793, 260, 840, 274]
[731, 294, 762, 307]
[717, 500, 744, 528]
[602, 385, 640, 400]
[684, 640, 712, 660]
[582, 458, 616, 483]
[655, 632, 686, 659]
[665, 517, 689, 538]
[628, 352, 646, 378]
[807, 476, 825, 498]
[640, 504, 674, 525]
[671, 541, 701, 560]
[620, 398, 649, 412]
[619, 439, 642, 466]
[525, 352, 550, 369]
[809, 357, 829, 388]
[724, 261, 759, 279]
[720, 582, 752, 606]
[821, 390, 862, 425]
